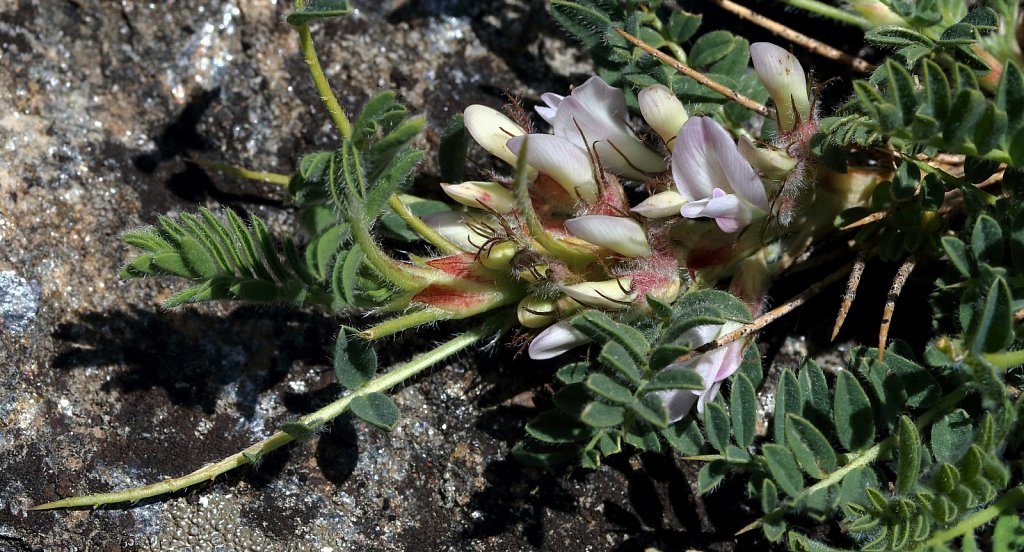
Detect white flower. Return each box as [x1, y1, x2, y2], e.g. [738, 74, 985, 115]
[440, 181, 516, 213]
[563, 215, 652, 258]
[506, 134, 599, 203]
[631, 190, 687, 219]
[528, 321, 592, 360]
[559, 278, 636, 310]
[464, 105, 528, 166]
[638, 84, 688, 149]
[737, 136, 797, 181]
[750, 43, 810, 132]
[655, 323, 745, 421]
[536, 76, 666, 180]
[672, 117, 770, 233]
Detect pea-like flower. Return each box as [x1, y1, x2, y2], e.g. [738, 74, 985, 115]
[536, 76, 665, 181]
[564, 215, 652, 258]
[672, 116, 770, 233]
[750, 43, 810, 132]
[528, 321, 593, 360]
[638, 84, 688, 149]
[656, 323, 744, 421]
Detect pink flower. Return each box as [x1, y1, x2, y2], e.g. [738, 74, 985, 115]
[656, 323, 745, 421]
[672, 117, 769, 233]
[536, 76, 665, 181]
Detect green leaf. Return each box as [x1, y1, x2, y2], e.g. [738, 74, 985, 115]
[943, 89, 986, 148]
[941, 236, 973, 277]
[730, 374, 757, 449]
[549, 0, 612, 50]
[665, 9, 701, 44]
[786, 414, 838, 479]
[697, 460, 728, 494]
[922, 61, 951, 119]
[661, 417, 704, 455]
[642, 367, 704, 392]
[570, 310, 649, 364]
[286, 0, 350, 25]
[798, 359, 831, 431]
[525, 410, 595, 443]
[997, 61, 1024, 138]
[599, 341, 642, 386]
[365, 148, 423, 218]
[623, 421, 662, 453]
[349, 392, 400, 431]
[556, 362, 589, 385]
[763, 444, 804, 497]
[648, 344, 689, 372]
[774, 369, 803, 445]
[333, 327, 377, 389]
[973, 103, 1007, 156]
[152, 252, 194, 279]
[931, 409, 974, 464]
[703, 401, 731, 453]
[993, 513, 1024, 551]
[586, 373, 633, 404]
[896, 416, 922, 493]
[886, 60, 918, 126]
[969, 276, 1013, 354]
[629, 394, 670, 429]
[580, 401, 625, 428]
[834, 370, 876, 451]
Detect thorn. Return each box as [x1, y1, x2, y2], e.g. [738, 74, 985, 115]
[832, 251, 866, 341]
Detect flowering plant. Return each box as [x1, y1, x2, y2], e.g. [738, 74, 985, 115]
[32, 1, 1024, 550]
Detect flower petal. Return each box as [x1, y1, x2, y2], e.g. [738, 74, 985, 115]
[421, 211, 491, 252]
[656, 387, 700, 423]
[639, 84, 688, 147]
[506, 134, 598, 203]
[560, 278, 636, 310]
[632, 190, 687, 218]
[464, 105, 526, 166]
[738, 135, 797, 181]
[702, 118, 770, 211]
[672, 117, 728, 201]
[564, 215, 652, 257]
[440, 181, 516, 213]
[528, 321, 592, 360]
[535, 92, 565, 124]
[750, 42, 810, 131]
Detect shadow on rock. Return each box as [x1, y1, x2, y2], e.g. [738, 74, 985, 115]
[51, 305, 336, 414]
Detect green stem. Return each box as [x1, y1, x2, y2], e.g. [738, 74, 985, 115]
[924, 486, 1024, 546]
[349, 209, 431, 292]
[295, 19, 351, 138]
[188, 159, 291, 186]
[359, 309, 452, 340]
[30, 325, 496, 510]
[780, 0, 872, 28]
[387, 195, 463, 255]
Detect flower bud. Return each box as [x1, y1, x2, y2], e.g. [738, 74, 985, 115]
[563, 215, 652, 258]
[506, 135, 599, 203]
[560, 278, 635, 310]
[421, 211, 492, 252]
[479, 240, 517, 271]
[631, 190, 687, 218]
[737, 136, 797, 181]
[750, 43, 810, 132]
[464, 105, 527, 167]
[638, 84, 688, 149]
[440, 181, 516, 213]
[528, 321, 592, 360]
[849, 1, 906, 26]
[517, 295, 559, 328]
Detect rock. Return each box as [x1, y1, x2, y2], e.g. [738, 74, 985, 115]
[0, 1, 726, 550]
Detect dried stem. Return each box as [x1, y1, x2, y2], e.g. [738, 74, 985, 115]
[832, 250, 867, 341]
[708, 0, 873, 73]
[878, 256, 916, 361]
[672, 262, 853, 365]
[615, 29, 772, 118]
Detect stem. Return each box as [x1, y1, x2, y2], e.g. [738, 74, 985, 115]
[616, 29, 771, 118]
[924, 486, 1024, 546]
[709, 0, 873, 73]
[387, 195, 463, 255]
[188, 159, 291, 186]
[30, 325, 497, 510]
[296, 21, 352, 138]
[349, 207, 431, 292]
[359, 309, 451, 340]
[780, 0, 872, 28]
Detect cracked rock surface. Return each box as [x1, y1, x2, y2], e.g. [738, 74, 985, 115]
[0, 1, 863, 550]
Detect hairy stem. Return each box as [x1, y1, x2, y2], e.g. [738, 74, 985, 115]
[780, 0, 872, 28]
[295, 1, 352, 139]
[188, 159, 291, 186]
[387, 194, 463, 255]
[924, 485, 1024, 546]
[30, 324, 499, 510]
[359, 308, 452, 340]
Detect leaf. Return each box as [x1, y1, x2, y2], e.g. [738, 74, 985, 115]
[703, 401, 731, 453]
[661, 417, 704, 455]
[333, 327, 377, 389]
[993, 513, 1024, 551]
[623, 421, 662, 453]
[762, 444, 804, 497]
[997, 61, 1024, 138]
[969, 277, 1013, 354]
[697, 460, 728, 494]
[281, 421, 316, 441]
[549, 0, 612, 50]
[642, 367, 704, 392]
[286, 0, 350, 25]
[798, 359, 831, 431]
[896, 416, 922, 493]
[599, 341, 642, 386]
[556, 362, 589, 385]
[349, 392, 400, 431]
[774, 369, 803, 445]
[525, 410, 595, 443]
[365, 148, 424, 219]
[629, 394, 670, 429]
[665, 9, 701, 44]
[886, 60, 918, 126]
[648, 345, 689, 372]
[931, 409, 974, 464]
[941, 236, 972, 277]
[580, 401, 625, 428]
[786, 414, 838, 479]
[570, 310, 649, 364]
[834, 370, 875, 451]
[943, 89, 986, 148]
[730, 374, 757, 449]
[586, 373, 633, 404]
